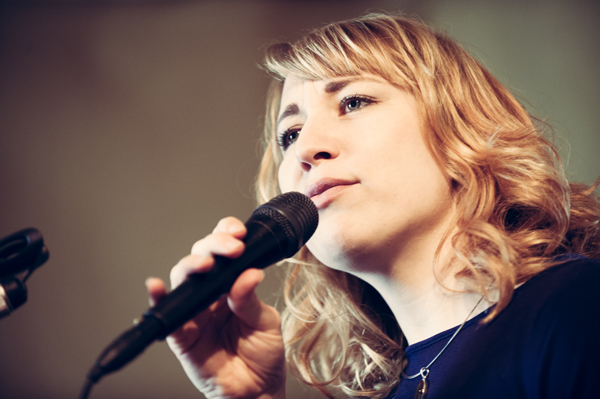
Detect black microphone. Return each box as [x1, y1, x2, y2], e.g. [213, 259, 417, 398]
[86, 191, 318, 384]
[0, 228, 49, 319]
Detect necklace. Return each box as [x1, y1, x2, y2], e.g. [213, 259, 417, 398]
[401, 296, 485, 399]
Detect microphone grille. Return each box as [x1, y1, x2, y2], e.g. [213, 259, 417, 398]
[252, 192, 319, 254]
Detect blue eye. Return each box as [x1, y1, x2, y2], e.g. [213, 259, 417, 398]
[277, 128, 300, 151]
[345, 98, 362, 111]
[340, 95, 376, 115]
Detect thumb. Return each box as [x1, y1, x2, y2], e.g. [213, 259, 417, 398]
[227, 268, 280, 331]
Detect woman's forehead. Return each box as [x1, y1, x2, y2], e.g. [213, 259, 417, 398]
[281, 74, 390, 96]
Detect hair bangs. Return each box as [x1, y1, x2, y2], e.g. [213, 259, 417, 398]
[263, 17, 420, 91]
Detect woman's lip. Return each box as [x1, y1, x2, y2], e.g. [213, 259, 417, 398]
[305, 179, 356, 209]
[305, 179, 356, 198]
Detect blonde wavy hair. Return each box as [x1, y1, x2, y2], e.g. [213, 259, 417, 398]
[254, 13, 600, 398]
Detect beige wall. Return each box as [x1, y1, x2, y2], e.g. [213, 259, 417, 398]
[0, 1, 597, 398]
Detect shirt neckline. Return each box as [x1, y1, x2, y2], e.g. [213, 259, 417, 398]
[403, 253, 587, 355]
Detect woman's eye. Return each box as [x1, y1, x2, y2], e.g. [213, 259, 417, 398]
[277, 128, 300, 151]
[340, 95, 375, 115]
[346, 98, 362, 111]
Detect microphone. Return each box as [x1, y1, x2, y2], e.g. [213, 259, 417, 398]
[0, 228, 49, 319]
[86, 191, 318, 384]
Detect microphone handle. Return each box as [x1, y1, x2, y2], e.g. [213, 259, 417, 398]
[146, 217, 287, 338]
[89, 217, 288, 382]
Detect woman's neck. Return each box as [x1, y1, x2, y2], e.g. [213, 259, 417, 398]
[354, 228, 492, 346]
[378, 275, 491, 346]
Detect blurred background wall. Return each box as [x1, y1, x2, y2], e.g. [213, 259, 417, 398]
[0, 1, 598, 398]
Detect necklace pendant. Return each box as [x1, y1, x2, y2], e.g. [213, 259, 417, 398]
[413, 378, 428, 399]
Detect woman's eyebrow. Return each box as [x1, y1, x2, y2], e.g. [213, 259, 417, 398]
[324, 77, 381, 93]
[277, 77, 381, 126]
[277, 103, 299, 126]
[324, 79, 355, 94]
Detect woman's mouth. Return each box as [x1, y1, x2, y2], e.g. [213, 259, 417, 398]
[305, 179, 356, 209]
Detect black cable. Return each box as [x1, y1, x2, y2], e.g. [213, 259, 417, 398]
[78, 377, 95, 399]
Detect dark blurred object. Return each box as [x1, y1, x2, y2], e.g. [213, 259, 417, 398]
[0, 228, 49, 318]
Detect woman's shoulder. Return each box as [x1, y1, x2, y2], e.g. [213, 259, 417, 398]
[522, 255, 600, 397]
[483, 254, 600, 398]
[506, 254, 600, 330]
[516, 254, 600, 305]
[490, 254, 600, 356]
[507, 254, 600, 360]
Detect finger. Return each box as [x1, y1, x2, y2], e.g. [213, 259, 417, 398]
[170, 254, 215, 289]
[190, 232, 245, 259]
[213, 216, 247, 238]
[145, 277, 167, 306]
[166, 296, 230, 357]
[227, 269, 281, 331]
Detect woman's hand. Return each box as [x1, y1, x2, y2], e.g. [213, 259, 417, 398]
[145, 217, 286, 399]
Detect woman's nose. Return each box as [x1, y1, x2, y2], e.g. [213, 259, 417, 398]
[293, 120, 340, 172]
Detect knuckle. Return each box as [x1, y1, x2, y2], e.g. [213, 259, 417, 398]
[212, 232, 241, 253]
[214, 216, 245, 234]
[214, 217, 233, 233]
[190, 236, 210, 254]
[169, 265, 180, 284]
[170, 256, 190, 282]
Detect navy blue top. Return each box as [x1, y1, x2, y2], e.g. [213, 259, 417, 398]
[388, 254, 600, 399]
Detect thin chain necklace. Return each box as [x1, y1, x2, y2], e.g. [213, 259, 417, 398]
[401, 296, 485, 399]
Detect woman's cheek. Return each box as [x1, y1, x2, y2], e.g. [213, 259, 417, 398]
[277, 158, 294, 193]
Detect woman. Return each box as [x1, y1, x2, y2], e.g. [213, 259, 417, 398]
[146, 13, 600, 399]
